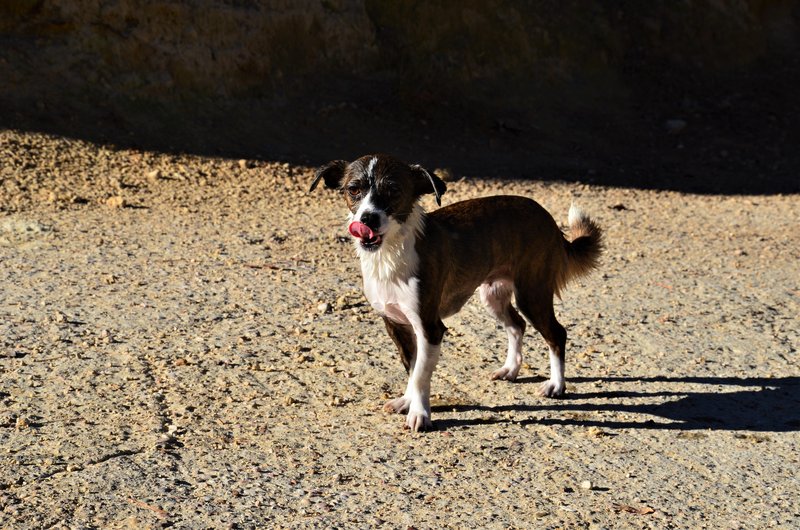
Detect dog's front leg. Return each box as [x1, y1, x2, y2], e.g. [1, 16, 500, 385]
[385, 319, 445, 432]
[403, 329, 440, 432]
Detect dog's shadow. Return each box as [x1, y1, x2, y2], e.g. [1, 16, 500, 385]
[432, 376, 800, 432]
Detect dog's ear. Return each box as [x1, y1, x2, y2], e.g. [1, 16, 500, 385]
[310, 160, 347, 192]
[410, 164, 447, 206]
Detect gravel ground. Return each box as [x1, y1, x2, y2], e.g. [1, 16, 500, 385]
[1, 129, 799, 529]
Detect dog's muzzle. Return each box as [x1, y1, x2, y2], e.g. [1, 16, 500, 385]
[349, 221, 382, 250]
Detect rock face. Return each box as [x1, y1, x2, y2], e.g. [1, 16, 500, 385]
[1, 1, 378, 97]
[1, 0, 797, 100]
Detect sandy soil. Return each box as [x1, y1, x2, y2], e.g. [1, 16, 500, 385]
[1, 129, 799, 529]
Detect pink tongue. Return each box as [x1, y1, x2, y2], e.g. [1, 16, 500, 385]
[348, 221, 375, 240]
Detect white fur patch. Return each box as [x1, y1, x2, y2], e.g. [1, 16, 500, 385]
[537, 346, 566, 397]
[356, 203, 425, 286]
[568, 203, 587, 228]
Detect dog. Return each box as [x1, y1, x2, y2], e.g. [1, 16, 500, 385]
[310, 154, 602, 431]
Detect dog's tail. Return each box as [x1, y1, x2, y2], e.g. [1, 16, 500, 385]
[557, 204, 603, 294]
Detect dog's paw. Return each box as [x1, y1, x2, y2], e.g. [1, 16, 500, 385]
[490, 366, 520, 382]
[537, 379, 566, 398]
[383, 396, 411, 414]
[405, 409, 432, 432]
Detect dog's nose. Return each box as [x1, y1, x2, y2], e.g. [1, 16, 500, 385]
[360, 211, 380, 229]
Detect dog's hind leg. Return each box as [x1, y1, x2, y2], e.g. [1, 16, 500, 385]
[481, 281, 527, 381]
[514, 284, 568, 397]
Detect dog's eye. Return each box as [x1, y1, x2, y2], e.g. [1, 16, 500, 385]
[347, 186, 361, 198]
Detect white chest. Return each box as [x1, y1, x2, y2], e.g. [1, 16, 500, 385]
[352, 204, 425, 327]
[362, 275, 419, 325]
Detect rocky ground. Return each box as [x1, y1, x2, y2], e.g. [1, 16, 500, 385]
[1, 128, 799, 529]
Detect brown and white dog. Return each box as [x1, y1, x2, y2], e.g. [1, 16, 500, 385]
[310, 154, 602, 431]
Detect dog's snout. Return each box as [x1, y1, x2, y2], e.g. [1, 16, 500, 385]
[360, 211, 380, 229]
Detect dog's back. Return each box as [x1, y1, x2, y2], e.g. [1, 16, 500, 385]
[424, 195, 600, 297]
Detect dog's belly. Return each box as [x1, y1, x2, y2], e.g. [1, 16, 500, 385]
[439, 290, 475, 319]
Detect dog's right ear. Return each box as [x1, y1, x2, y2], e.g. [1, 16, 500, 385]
[310, 160, 347, 192]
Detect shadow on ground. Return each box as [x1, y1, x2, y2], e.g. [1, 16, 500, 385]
[2, 58, 799, 195]
[433, 376, 800, 432]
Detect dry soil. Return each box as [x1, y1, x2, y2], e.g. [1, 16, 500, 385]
[1, 129, 799, 529]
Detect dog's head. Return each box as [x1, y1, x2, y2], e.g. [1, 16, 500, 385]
[309, 154, 447, 252]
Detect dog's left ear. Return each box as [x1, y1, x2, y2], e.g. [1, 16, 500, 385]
[310, 160, 347, 192]
[410, 164, 447, 206]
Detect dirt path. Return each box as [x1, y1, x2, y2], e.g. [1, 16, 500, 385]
[1, 130, 799, 529]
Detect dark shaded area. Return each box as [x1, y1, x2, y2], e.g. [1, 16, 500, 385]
[1, 2, 799, 194]
[433, 376, 800, 432]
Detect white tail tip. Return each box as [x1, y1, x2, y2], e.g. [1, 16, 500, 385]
[568, 204, 586, 227]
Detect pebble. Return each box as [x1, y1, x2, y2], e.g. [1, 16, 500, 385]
[317, 302, 331, 314]
[580, 480, 594, 490]
[106, 196, 125, 208]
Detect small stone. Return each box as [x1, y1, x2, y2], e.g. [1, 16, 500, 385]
[15, 416, 30, 430]
[106, 196, 125, 208]
[586, 426, 606, 438]
[317, 302, 331, 314]
[238, 159, 251, 169]
[146, 169, 162, 182]
[283, 396, 296, 406]
[580, 480, 593, 490]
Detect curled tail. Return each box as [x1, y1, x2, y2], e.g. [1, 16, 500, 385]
[557, 205, 603, 294]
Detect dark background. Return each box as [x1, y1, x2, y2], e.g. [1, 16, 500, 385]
[1, 0, 799, 194]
